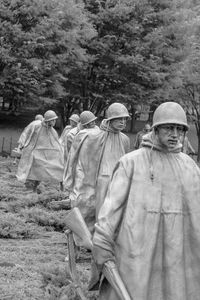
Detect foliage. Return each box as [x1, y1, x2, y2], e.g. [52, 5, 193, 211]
[20, 207, 67, 231]
[41, 264, 74, 300]
[0, 157, 96, 299]
[0, 190, 67, 212]
[81, 0, 192, 114]
[41, 262, 97, 300]
[169, 2, 200, 160]
[0, 0, 97, 122]
[0, 211, 41, 238]
[0, 0, 200, 129]
[41, 263, 71, 287]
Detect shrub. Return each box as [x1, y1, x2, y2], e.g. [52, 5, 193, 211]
[20, 207, 67, 231]
[0, 194, 40, 213]
[40, 263, 97, 300]
[0, 212, 42, 238]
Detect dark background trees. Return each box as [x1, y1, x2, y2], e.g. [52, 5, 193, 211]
[0, 0, 200, 158]
[168, 1, 200, 160]
[0, 0, 97, 125]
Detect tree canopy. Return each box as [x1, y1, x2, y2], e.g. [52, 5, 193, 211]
[0, 0, 200, 145]
[0, 0, 97, 122]
[169, 1, 200, 160]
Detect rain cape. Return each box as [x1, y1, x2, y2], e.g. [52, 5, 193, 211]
[63, 125, 101, 231]
[93, 132, 200, 300]
[95, 119, 130, 215]
[63, 120, 130, 231]
[63, 126, 80, 160]
[16, 121, 64, 183]
[59, 125, 72, 146]
[18, 120, 42, 148]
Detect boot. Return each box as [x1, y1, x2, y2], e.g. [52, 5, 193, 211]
[33, 180, 40, 192]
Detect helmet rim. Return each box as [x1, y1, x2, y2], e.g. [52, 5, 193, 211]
[80, 111, 97, 126]
[44, 110, 58, 122]
[152, 102, 189, 130]
[152, 120, 189, 129]
[81, 116, 97, 126]
[106, 103, 130, 120]
[69, 114, 80, 123]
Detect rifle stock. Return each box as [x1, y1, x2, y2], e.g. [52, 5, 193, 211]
[65, 207, 93, 250]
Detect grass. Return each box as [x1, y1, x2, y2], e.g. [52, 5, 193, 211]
[0, 157, 96, 300]
[0, 233, 68, 299]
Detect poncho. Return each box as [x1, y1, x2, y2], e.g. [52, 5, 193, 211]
[93, 132, 200, 300]
[59, 125, 72, 146]
[64, 127, 79, 159]
[18, 120, 42, 148]
[64, 120, 130, 231]
[63, 125, 101, 231]
[95, 119, 130, 215]
[16, 122, 64, 183]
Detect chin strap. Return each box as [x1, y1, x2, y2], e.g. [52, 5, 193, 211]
[149, 131, 156, 182]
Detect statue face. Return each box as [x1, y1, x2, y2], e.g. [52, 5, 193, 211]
[110, 117, 127, 131]
[85, 121, 96, 129]
[70, 120, 77, 128]
[156, 124, 185, 150]
[48, 119, 56, 127]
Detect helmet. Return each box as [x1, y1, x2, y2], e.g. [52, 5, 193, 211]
[44, 110, 58, 122]
[106, 103, 130, 120]
[152, 102, 188, 129]
[35, 114, 43, 121]
[80, 111, 97, 126]
[69, 114, 80, 123]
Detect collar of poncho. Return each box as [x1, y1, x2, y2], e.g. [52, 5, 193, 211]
[100, 119, 121, 133]
[141, 132, 182, 153]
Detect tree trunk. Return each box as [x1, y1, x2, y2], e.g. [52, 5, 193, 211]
[81, 75, 89, 110]
[130, 104, 136, 133]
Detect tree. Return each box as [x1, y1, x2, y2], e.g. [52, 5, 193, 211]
[171, 41, 200, 161]
[0, 0, 97, 125]
[81, 0, 195, 129]
[168, 2, 200, 161]
[1, 0, 199, 132]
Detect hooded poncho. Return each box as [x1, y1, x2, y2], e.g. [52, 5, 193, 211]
[95, 119, 130, 215]
[63, 120, 130, 231]
[59, 125, 72, 146]
[16, 121, 64, 183]
[93, 132, 200, 300]
[18, 120, 42, 148]
[63, 125, 101, 231]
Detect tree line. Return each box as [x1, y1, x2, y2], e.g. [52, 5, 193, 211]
[0, 0, 200, 159]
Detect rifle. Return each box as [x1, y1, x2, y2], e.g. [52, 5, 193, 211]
[65, 207, 131, 300]
[65, 229, 87, 300]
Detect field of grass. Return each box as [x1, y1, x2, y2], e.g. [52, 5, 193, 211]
[0, 157, 97, 300]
